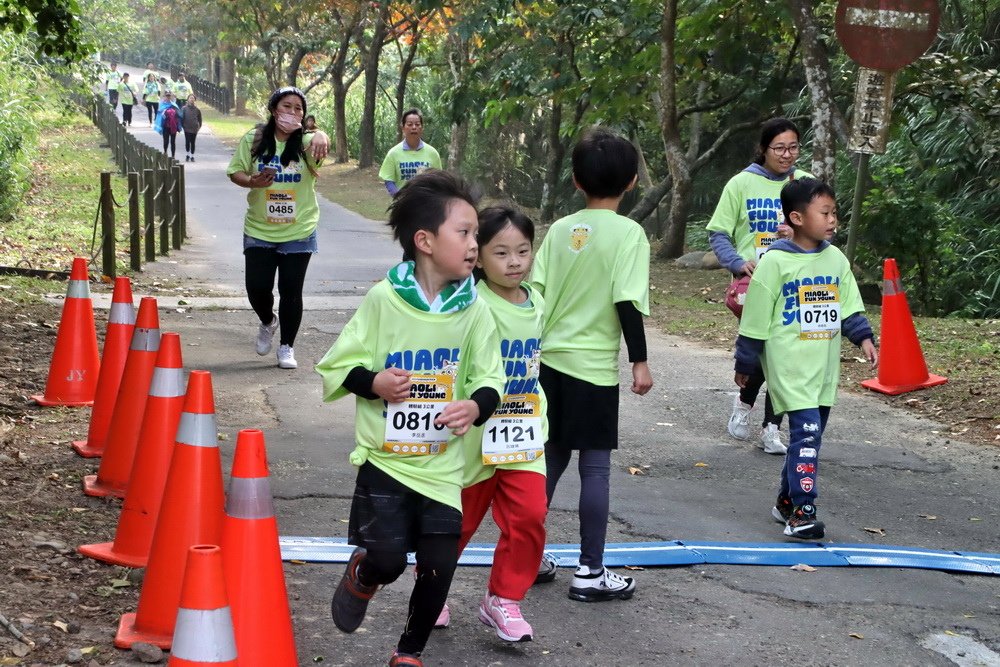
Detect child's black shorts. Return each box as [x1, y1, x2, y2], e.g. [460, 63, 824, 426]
[348, 462, 462, 553]
[539, 363, 619, 450]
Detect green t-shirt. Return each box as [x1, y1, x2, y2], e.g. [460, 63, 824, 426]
[106, 70, 122, 88]
[738, 244, 865, 414]
[463, 282, 547, 487]
[226, 128, 322, 243]
[315, 280, 505, 511]
[532, 208, 650, 386]
[174, 81, 192, 98]
[143, 81, 160, 103]
[117, 82, 135, 106]
[706, 169, 812, 262]
[378, 142, 442, 188]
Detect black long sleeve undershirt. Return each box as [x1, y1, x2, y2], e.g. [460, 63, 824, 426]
[615, 301, 648, 363]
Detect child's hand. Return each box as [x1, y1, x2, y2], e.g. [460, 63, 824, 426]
[435, 399, 480, 436]
[734, 372, 750, 388]
[631, 361, 653, 395]
[373, 367, 411, 403]
[776, 223, 793, 239]
[861, 338, 879, 370]
[740, 260, 756, 276]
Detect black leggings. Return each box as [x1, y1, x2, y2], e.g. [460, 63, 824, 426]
[545, 448, 611, 569]
[244, 248, 311, 346]
[162, 132, 176, 157]
[122, 104, 132, 125]
[146, 102, 158, 124]
[184, 131, 198, 155]
[357, 535, 458, 656]
[740, 367, 781, 427]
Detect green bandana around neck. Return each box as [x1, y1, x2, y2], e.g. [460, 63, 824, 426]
[386, 261, 477, 313]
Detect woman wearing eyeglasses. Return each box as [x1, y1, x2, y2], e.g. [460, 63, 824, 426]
[707, 117, 811, 455]
[378, 108, 442, 196]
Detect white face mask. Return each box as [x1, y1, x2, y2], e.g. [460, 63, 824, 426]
[274, 113, 302, 134]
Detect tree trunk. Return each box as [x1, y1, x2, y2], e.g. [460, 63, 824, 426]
[332, 78, 350, 162]
[540, 100, 565, 223]
[448, 120, 468, 170]
[358, 1, 390, 169]
[657, 0, 693, 259]
[788, 0, 839, 182]
[287, 48, 308, 86]
[395, 29, 421, 142]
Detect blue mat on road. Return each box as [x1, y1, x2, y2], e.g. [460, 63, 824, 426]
[278, 536, 1000, 576]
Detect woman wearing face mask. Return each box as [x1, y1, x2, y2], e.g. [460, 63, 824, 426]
[706, 117, 812, 455]
[226, 86, 330, 370]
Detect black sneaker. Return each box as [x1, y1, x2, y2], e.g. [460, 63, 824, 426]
[784, 504, 825, 539]
[771, 495, 793, 524]
[331, 547, 378, 632]
[534, 552, 558, 585]
[568, 566, 636, 602]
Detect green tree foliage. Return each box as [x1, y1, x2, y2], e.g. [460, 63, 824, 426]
[0, 0, 88, 58]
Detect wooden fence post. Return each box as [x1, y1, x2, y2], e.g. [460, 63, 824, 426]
[128, 172, 141, 271]
[100, 171, 116, 279]
[143, 168, 155, 262]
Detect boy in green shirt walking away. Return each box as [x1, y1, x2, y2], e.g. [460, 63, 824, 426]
[735, 178, 878, 539]
[532, 128, 653, 602]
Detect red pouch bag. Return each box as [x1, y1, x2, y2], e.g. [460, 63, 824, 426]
[726, 275, 751, 319]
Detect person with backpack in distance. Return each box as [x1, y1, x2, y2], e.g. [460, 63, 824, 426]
[154, 91, 181, 158]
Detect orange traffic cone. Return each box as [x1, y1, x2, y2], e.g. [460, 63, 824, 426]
[862, 258, 948, 395]
[167, 545, 238, 667]
[221, 429, 298, 666]
[84, 297, 160, 498]
[32, 257, 100, 406]
[78, 332, 185, 567]
[116, 370, 225, 650]
[73, 276, 135, 457]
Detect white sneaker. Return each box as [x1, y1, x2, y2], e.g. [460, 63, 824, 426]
[758, 423, 787, 455]
[727, 396, 752, 440]
[568, 566, 636, 602]
[276, 344, 297, 369]
[255, 316, 278, 355]
[534, 552, 558, 584]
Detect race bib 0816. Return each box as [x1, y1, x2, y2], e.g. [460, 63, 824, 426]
[383, 373, 453, 455]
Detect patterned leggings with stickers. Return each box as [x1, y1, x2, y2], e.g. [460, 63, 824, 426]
[780, 406, 831, 507]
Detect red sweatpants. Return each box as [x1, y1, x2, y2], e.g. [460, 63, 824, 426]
[459, 469, 547, 600]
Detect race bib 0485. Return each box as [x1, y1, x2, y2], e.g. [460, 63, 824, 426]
[265, 190, 296, 224]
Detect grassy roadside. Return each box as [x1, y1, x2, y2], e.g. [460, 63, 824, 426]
[309, 165, 1000, 448]
[0, 109, 131, 278]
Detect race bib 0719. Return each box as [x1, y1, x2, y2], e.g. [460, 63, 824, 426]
[798, 283, 841, 340]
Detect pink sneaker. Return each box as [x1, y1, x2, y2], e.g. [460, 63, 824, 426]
[478, 593, 533, 642]
[434, 602, 450, 628]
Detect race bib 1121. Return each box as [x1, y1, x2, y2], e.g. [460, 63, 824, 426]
[481, 393, 543, 465]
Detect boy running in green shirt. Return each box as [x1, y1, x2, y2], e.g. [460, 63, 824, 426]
[532, 128, 653, 601]
[317, 170, 505, 667]
[735, 178, 878, 539]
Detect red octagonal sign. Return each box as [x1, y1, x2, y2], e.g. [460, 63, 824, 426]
[836, 0, 940, 71]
